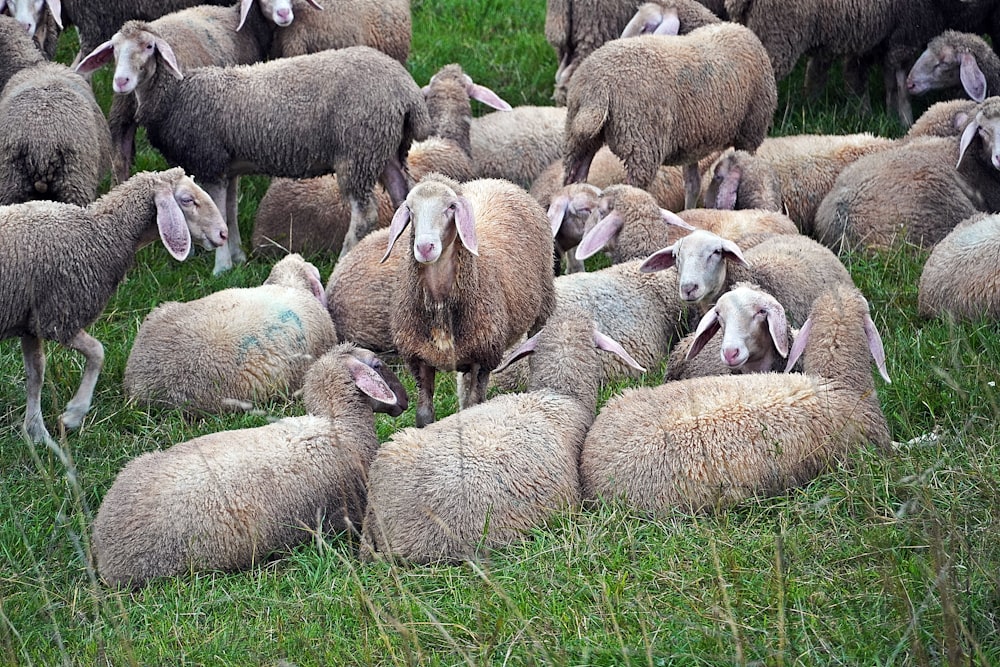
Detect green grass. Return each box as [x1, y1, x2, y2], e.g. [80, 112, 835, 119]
[2, 1, 999, 664]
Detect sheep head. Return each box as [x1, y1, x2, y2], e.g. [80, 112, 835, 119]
[242, 0, 324, 30]
[2, 0, 62, 36]
[640, 229, 749, 306]
[687, 283, 789, 372]
[152, 168, 227, 259]
[75, 21, 183, 93]
[907, 33, 987, 102]
[382, 179, 477, 265]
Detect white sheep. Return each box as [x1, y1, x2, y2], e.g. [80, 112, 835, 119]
[918, 211, 1000, 320]
[1, 168, 227, 446]
[470, 105, 567, 189]
[581, 284, 892, 514]
[124, 253, 339, 414]
[268, 0, 411, 62]
[93, 343, 408, 588]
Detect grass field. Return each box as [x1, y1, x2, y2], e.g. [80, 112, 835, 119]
[1, 0, 999, 664]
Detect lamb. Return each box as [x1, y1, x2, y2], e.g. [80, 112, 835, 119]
[580, 284, 891, 514]
[268, 0, 411, 62]
[470, 105, 566, 189]
[640, 229, 855, 326]
[905, 99, 977, 139]
[906, 30, 1000, 103]
[1, 167, 227, 446]
[383, 174, 556, 427]
[93, 343, 408, 588]
[251, 63, 509, 259]
[700, 134, 895, 236]
[77, 35, 431, 275]
[360, 307, 644, 564]
[562, 23, 777, 209]
[814, 98, 1000, 254]
[123, 253, 339, 414]
[918, 212, 1000, 320]
[0, 0, 62, 58]
[0, 18, 114, 206]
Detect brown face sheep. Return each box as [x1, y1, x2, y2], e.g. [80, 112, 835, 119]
[917, 211, 1000, 320]
[906, 30, 1000, 103]
[93, 343, 407, 589]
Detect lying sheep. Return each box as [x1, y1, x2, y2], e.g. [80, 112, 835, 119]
[94, 343, 408, 588]
[269, 0, 411, 62]
[701, 134, 895, 236]
[905, 99, 977, 139]
[918, 212, 1000, 320]
[563, 23, 777, 209]
[470, 105, 566, 188]
[0, 15, 113, 206]
[251, 63, 509, 259]
[815, 98, 1000, 253]
[1, 167, 226, 446]
[0, 0, 62, 58]
[907, 30, 1000, 103]
[361, 307, 644, 563]
[384, 174, 556, 426]
[580, 284, 891, 513]
[674, 208, 799, 244]
[124, 254, 339, 414]
[77, 33, 431, 275]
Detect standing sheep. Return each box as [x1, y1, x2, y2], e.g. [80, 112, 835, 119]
[562, 24, 777, 209]
[580, 284, 891, 514]
[1, 167, 227, 446]
[906, 30, 1000, 104]
[268, 0, 411, 62]
[77, 36, 431, 275]
[917, 211, 1000, 320]
[123, 254, 339, 414]
[383, 174, 556, 427]
[360, 307, 644, 563]
[0, 0, 62, 58]
[93, 343, 408, 588]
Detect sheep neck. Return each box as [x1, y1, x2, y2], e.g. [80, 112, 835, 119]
[425, 85, 473, 157]
[87, 172, 165, 250]
[416, 241, 464, 303]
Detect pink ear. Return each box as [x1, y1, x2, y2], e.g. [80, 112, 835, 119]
[593, 329, 646, 372]
[306, 0, 323, 9]
[863, 312, 891, 383]
[714, 164, 742, 209]
[784, 316, 812, 372]
[154, 186, 191, 261]
[381, 204, 411, 262]
[721, 238, 750, 267]
[345, 357, 398, 405]
[957, 115, 979, 168]
[237, 0, 254, 29]
[75, 39, 116, 75]
[765, 303, 789, 357]
[576, 210, 623, 260]
[154, 37, 183, 79]
[660, 208, 695, 230]
[687, 308, 721, 360]
[453, 196, 478, 255]
[547, 196, 570, 236]
[639, 245, 677, 273]
[495, 332, 540, 372]
[652, 8, 680, 35]
[307, 267, 327, 308]
[960, 52, 987, 102]
[46, 0, 63, 29]
[468, 82, 512, 111]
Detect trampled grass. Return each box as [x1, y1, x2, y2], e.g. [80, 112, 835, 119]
[1, 0, 999, 664]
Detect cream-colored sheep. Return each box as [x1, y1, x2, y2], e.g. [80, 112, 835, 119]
[918, 211, 1000, 320]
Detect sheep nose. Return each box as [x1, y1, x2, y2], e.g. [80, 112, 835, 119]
[416, 242, 436, 259]
[723, 348, 741, 365]
[114, 76, 130, 91]
[218, 228, 228, 242]
[276, 7, 292, 21]
[19, 21, 33, 33]
[680, 282, 699, 300]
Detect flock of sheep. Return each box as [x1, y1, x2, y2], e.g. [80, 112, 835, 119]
[2, 0, 999, 588]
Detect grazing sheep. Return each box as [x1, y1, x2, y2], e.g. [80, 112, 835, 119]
[547, 183, 602, 274]
[384, 174, 556, 427]
[905, 98, 977, 139]
[815, 98, 1000, 253]
[470, 105, 567, 188]
[906, 30, 1000, 103]
[0, 40, 114, 205]
[581, 284, 891, 514]
[269, 0, 411, 62]
[562, 24, 777, 209]
[641, 229, 854, 325]
[123, 254, 339, 414]
[701, 134, 895, 236]
[0, 0, 62, 58]
[918, 211, 1000, 320]
[1, 167, 227, 446]
[77, 35, 431, 275]
[94, 343, 408, 588]
[360, 307, 644, 563]
[251, 63, 509, 259]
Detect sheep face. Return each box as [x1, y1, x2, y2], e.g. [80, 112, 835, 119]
[3, 0, 60, 36]
[75, 22, 183, 94]
[252, 0, 322, 27]
[548, 184, 601, 253]
[958, 100, 1000, 170]
[906, 45, 961, 97]
[641, 230, 748, 305]
[385, 180, 477, 265]
[689, 285, 789, 372]
[167, 172, 228, 253]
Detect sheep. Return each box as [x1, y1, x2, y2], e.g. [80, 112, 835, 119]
[905, 98, 977, 139]
[640, 229, 854, 326]
[123, 254, 339, 414]
[93, 343, 408, 588]
[906, 30, 1000, 104]
[546, 0, 722, 104]
[580, 284, 891, 514]
[383, 174, 556, 427]
[0, 12, 45, 86]
[700, 134, 895, 236]
[546, 183, 602, 274]
[673, 208, 799, 243]
[268, 0, 411, 62]
[562, 24, 777, 210]
[77, 35, 430, 276]
[360, 306, 644, 564]
[814, 98, 1000, 254]
[917, 212, 1000, 320]
[0, 0, 62, 58]
[470, 105, 567, 189]
[0, 28, 114, 205]
[1, 167, 227, 446]
[251, 63, 509, 259]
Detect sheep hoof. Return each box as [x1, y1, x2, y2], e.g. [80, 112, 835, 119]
[59, 405, 87, 430]
[23, 413, 54, 445]
[231, 246, 247, 266]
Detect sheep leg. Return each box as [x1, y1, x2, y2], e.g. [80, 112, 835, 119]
[412, 360, 437, 427]
[21, 335, 54, 445]
[341, 194, 380, 260]
[457, 364, 490, 410]
[563, 146, 598, 186]
[59, 330, 105, 431]
[227, 178, 246, 265]
[683, 162, 701, 210]
[893, 68, 913, 127]
[205, 180, 239, 275]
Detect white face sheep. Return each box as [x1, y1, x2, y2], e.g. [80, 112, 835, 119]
[0, 0, 61, 39]
[1, 167, 226, 446]
[641, 228, 749, 305]
[547, 183, 602, 273]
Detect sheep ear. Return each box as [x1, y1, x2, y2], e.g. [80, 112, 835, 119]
[237, 0, 254, 30]
[154, 37, 183, 79]
[765, 303, 790, 358]
[714, 164, 743, 210]
[467, 82, 512, 111]
[154, 186, 192, 261]
[453, 195, 478, 255]
[306, 268, 327, 308]
[863, 313, 891, 383]
[576, 210, 622, 260]
[783, 316, 812, 372]
[957, 115, 980, 168]
[305, 0, 323, 9]
[46, 0, 63, 29]
[75, 39, 116, 75]
[960, 53, 987, 102]
[660, 208, 695, 230]
[652, 9, 680, 35]
[687, 308, 721, 360]
[721, 238, 750, 267]
[381, 204, 411, 262]
[593, 329, 646, 372]
[345, 357, 398, 405]
[495, 333, 539, 372]
[547, 196, 570, 236]
[639, 245, 677, 273]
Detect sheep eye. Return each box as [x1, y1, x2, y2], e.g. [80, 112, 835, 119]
[179, 195, 195, 206]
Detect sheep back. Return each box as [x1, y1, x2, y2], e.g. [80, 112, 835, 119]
[918, 212, 1000, 319]
[471, 106, 567, 188]
[269, 0, 412, 63]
